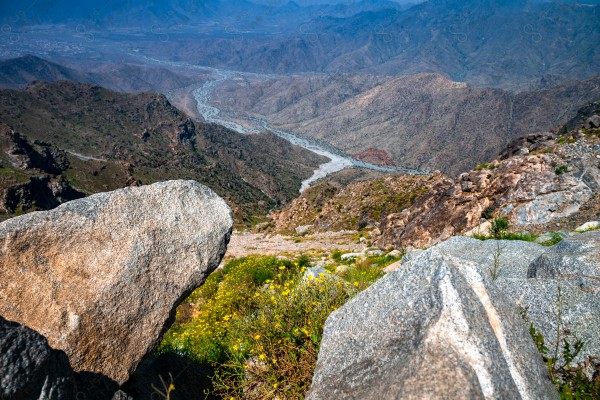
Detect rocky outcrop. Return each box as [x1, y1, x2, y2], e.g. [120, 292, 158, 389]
[0, 127, 85, 215]
[0, 316, 75, 400]
[310, 232, 600, 399]
[5, 130, 69, 175]
[352, 148, 396, 166]
[270, 175, 438, 233]
[1, 175, 84, 214]
[0, 180, 233, 383]
[378, 132, 600, 249]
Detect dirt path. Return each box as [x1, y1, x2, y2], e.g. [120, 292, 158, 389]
[223, 230, 367, 260]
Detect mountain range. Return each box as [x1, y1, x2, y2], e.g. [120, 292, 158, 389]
[1, 0, 598, 88]
[0, 80, 326, 223]
[212, 71, 600, 175]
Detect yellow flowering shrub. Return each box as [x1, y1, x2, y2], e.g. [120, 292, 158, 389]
[158, 253, 398, 398]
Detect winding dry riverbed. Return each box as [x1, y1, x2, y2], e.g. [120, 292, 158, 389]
[145, 56, 427, 191]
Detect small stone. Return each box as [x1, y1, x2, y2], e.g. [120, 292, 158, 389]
[386, 249, 403, 258]
[366, 248, 384, 256]
[340, 252, 365, 261]
[295, 225, 313, 234]
[303, 266, 328, 281]
[575, 221, 600, 232]
[382, 260, 402, 273]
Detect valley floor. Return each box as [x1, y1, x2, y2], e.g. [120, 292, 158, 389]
[223, 230, 366, 261]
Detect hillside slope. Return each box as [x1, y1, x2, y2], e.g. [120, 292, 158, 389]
[0, 55, 199, 93]
[213, 73, 600, 175]
[0, 81, 326, 223]
[268, 103, 600, 247]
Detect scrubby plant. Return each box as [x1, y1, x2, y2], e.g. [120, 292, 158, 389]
[490, 217, 510, 239]
[481, 206, 496, 220]
[530, 324, 599, 398]
[158, 254, 388, 399]
[529, 287, 600, 399]
[331, 250, 343, 261]
[555, 165, 569, 175]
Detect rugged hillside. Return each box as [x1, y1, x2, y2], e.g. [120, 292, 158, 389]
[0, 81, 326, 223]
[0, 55, 85, 89]
[268, 174, 441, 234]
[213, 72, 600, 175]
[268, 103, 600, 247]
[0, 55, 199, 93]
[123, 0, 599, 88]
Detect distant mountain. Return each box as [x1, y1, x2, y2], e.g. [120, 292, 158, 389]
[0, 81, 326, 223]
[0, 0, 401, 33]
[2, 1, 597, 87]
[127, 0, 599, 87]
[212, 72, 600, 175]
[0, 55, 85, 89]
[0, 55, 198, 93]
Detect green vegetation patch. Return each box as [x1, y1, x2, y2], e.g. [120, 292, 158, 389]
[158, 252, 400, 398]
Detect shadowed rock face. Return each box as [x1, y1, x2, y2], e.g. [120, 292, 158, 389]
[310, 232, 599, 399]
[0, 180, 233, 384]
[0, 316, 75, 400]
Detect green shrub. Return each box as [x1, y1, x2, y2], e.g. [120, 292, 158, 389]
[530, 324, 600, 398]
[555, 165, 569, 175]
[481, 206, 495, 220]
[158, 255, 370, 399]
[490, 217, 510, 239]
[331, 250, 343, 261]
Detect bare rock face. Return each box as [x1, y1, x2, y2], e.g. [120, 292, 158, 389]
[0, 180, 233, 384]
[378, 134, 600, 249]
[308, 237, 562, 400]
[0, 316, 75, 400]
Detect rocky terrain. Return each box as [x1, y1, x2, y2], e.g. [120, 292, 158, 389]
[0, 55, 203, 94]
[309, 231, 600, 399]
[267, 104, 600, 250]
[0, 181, 233, 383]
[0, 80, 326, 223]
[1, 179, 597, 399]
[267, 174, 439, 234]
[212, 72, 600, 174]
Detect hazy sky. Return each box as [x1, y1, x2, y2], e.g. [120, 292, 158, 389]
[251, 0, 424, 5]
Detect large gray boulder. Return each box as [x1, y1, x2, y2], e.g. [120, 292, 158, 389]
[429, 231, 600, 364]
[0, 316, 75, 400]
[309, 234, 589, 399]
[0, 180, 233, 384]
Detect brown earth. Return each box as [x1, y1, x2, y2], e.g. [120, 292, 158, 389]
[212, 72, 600, 175]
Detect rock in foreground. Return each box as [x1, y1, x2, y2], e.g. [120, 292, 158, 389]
[308, 236, 562, 399]
[0, 316, 74, 400]
[0, 180, 233, 383]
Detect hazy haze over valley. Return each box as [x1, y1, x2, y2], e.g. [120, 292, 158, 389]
[0, 0, 599, 190]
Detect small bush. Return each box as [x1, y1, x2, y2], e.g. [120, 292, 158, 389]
[331, 250, 343, 261]
[490, 217, 510, 239]
[158, 255, 370, 399]
[530, 324, 600, 398]
[481, 206, 495, 220]
[555, 165, 569, 175]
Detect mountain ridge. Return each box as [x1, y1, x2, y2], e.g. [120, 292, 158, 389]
[0, 80, 327, 223]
